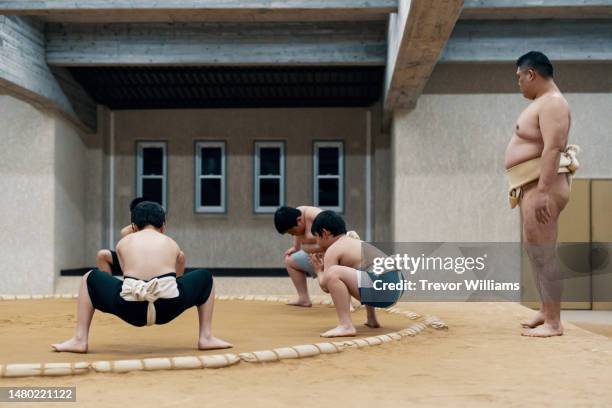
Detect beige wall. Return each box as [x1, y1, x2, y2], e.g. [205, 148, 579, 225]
[0, 94, 90, 294]
[53, 117, 88, 277]
[112, 108, 372, 268]
[0, 95, 55, 294]
[392, 63, 612, 243]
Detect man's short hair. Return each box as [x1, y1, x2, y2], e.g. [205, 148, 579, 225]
[311, 210, 347, 237]
[129, 197, 147, 212]
[274, 206, 302, 234]
[516, 51, 554, 79]
[131, 201, 166, 230]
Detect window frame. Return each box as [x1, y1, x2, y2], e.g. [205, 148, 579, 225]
[195, 141, 227, 214]
[253, 141, 286, 214]
[136, 141, 168, 209]
[313, 140, 344, 213]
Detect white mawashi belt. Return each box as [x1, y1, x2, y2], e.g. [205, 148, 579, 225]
[120, 276, 179, 326]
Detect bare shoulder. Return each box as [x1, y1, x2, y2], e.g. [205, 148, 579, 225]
[115, 234, 132, 252]
[539, 92, 570, 114]
[324, 239, 344, 259]
[328, 236, 356, 256]
[164, 235, 180, 250]
[116, 233, 132, 246]
[302, 206, 323, 221]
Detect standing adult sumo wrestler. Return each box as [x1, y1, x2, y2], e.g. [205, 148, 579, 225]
[505, 51, 580, 337]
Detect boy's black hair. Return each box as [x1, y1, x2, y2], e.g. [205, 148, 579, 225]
[274, 206, 302, 234]
[131, 201, 166, 230]
[516, 51, 554, 79]
[129, 197, 147, 212]
[311, 210, 347, 237]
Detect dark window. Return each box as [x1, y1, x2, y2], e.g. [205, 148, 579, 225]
[318, 179, 339, 207]
[318, 147, 339, 175]
[201, 147, 222, 175]
[259, 147, 280, 175]
[314, 142, 343, 210]
[137, 142, 166, 208]
[200, 179, 222, 207]
[142, 147, 164, 175]
[260, 179, 280, 207]
[255, 142, 284, 212]
[142, 178, 163, 205]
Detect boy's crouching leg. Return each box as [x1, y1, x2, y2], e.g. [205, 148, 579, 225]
[52, 271, 95, 353]
[195, 271, 233, 350]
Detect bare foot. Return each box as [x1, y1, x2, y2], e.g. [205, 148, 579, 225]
[320, 325, 357, 338]
[521, 323, 563, 338]
[198, 336, 233, 350]
[286, 298, 312, 308]
[521, 311, 545, 328]
[51, 337, 88, 353]
[364, 320, 380, 329]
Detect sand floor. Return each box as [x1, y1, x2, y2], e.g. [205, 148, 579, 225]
[0, 299, 410, 364]
[1, 300, 612, 407]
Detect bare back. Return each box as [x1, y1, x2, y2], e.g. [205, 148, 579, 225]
[116, 229, 181, 280]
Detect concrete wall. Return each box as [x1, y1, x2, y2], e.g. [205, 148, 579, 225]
[0, 95, 55, 294]
[0, 94, 89, 294]
[371, 103, 392, 242]
[112, 108, 372, 268]
[391, 62, 612, 243]
[53, 117, 88, 277]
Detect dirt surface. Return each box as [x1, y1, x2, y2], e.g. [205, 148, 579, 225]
[1, 300, 612, 407]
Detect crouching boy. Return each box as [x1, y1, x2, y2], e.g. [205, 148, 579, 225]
[52, 201, 231, 353]
[310, 211, 403, 338]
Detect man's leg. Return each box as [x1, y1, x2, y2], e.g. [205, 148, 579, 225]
[284, 254, 312, 307]
[319, 265, 361, 337]
[96, 250, 113, 274]
[520, 175, 570, 337]
[52, 271, 95, 353]
[364, 305, 380, 328]
[197, 285, 232, 350]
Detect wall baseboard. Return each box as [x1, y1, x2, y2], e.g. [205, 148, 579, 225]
[60, 267, 287, 277]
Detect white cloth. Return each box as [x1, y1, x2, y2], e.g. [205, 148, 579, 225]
[120, 276, 179, 326]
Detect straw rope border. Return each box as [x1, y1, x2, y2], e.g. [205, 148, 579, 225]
[0, 294, 448, 378]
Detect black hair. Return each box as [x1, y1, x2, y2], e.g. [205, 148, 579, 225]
[311, 210, 347, 237]
[274, 206, 302, 234]
[516, 51, 554, 79]
[131, 201, 166, 230]
[129, 197, 147, 212]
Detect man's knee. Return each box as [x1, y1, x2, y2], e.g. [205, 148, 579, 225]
[285, 255, 305, 274]
[318, 273, 331, 291]
[96, 249, 111, 262]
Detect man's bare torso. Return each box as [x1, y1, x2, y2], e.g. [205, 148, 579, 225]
[505, 93, 571, 169]
[116, 229, 180, 280]
[297, 206, 323, 246]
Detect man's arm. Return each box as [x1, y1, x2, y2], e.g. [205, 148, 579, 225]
[176, 249, 186, 277]
[120, 224, 135, 238]
[535, 98, 570, 223]
[300, 243, 324, 254]
[322, 245, 341, 273]
[285, 236, 301, 256]
[300, 206, 324, 253]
